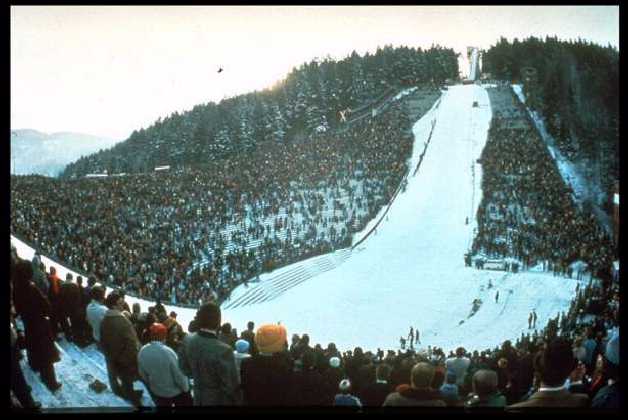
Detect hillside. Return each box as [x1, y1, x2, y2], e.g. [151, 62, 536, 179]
[10, 130, 121, 177]
[61, 45, 459, 178]
[481, 36, 619, 216]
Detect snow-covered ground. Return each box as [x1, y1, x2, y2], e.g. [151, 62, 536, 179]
[11, 84, 586, 408]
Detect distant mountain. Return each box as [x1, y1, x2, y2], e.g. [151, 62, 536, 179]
[10, 129, 121, 177]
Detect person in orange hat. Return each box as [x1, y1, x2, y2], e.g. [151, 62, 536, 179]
[138, 323, 192, 407]
[240, 323, 294, 405]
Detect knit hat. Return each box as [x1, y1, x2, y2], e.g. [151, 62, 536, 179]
[235, 339, 250, 354]
[339, 379, 351, 392]
[255, 324, 287, 354]
[149, 323, 168, 341]
[605, 329, 619, 366]
[329, 356, 341, 368]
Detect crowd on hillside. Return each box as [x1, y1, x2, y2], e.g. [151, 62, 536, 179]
[11, 246, 620, 410]
[11, 98, 419, 306]
[472, 87, 615, 281]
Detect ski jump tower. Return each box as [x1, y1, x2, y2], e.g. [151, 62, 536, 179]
[467, 46, 480, 81]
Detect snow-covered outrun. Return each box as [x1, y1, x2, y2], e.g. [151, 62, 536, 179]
[11, 83, 585, 408]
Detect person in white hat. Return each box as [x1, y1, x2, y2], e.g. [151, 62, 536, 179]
[334, 379, 362, 407]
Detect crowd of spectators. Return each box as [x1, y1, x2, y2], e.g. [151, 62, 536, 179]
[11, 244, 620, 410]
[10, 90, 437, 307]
[472, 86, 615, 281]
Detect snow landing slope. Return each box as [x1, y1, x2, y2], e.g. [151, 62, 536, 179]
[221, 84, 584, 352]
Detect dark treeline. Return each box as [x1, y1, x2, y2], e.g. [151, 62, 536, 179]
[481, 36, 618, 212]
[61, 45, 458, 178]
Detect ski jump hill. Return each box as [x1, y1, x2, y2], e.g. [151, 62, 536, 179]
[11, 84, 586, 407]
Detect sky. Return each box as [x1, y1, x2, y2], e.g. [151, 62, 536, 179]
[11, 5, 619, 140]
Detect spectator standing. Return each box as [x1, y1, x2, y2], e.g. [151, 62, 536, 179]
[439, 371, 460, 406]
[240, 323, 293, 406]
[464, 370, 506, 410]
[162, 311, 185, 352]
[86, 286, 108, 348]
[445, 347, 471, 388]
[58, 276, 83, 344]
[240, 321, 257, 356]
[10, 302, 42, 409]
[361, 363, 393, 407]
[507, 338, 589, 410]
[591, 330, 620, 409]
[334, 379, 362, 407]
[100, 290, 143, 406]
[233, 339, 252, 384]
[323, 356, 345, 404]
[12, 260, 62, 392]
[138, 323, 192, 407]
[47, 266, 66, 338]
[30, 253, 48, 295]
[178, 302, 241, 406]
[382, 363, 446, 407]
[290, 349, 327, 405]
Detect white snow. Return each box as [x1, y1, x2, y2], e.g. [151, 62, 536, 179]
[12, 84, 587, 408]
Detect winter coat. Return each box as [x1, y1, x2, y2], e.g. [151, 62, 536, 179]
[506, 389, 589, 410]
[361, 381, 393, 407]
[47, 273, 61, 299]
[31, 257, 48, 294]
[100, 309, 141, 379]
[178, 330, 241, 406]
[240, 329, 256, 354]
[240, 352, 293, 406]
[162, 316, 185, 351]
[289, 368, 328, 406]
[86, 300, 108, 342]
[591, 382, 621, 409]
[138, 341, 189, 398]
[446, 357, 471, 387]
[334, 393, 362, 407]
[58, 281, 82, 317]
[233, 351, 251, 384]
[323, 366, 345, 403]
[13, 281, 60, 371]
[382, 387, 447, 407]
[464, 392, 507, 409]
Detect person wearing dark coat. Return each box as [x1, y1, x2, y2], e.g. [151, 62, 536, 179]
[47, 267, 69, 338]
[100, 290, 143, 406]
[178, 302, 241, 406]
[323, 357, 345, 405]
[12, 260, 62, 392]
[289, 349, 327, 405]
[361, 363, 393, 406]
[58, 279, 83, 344]
[240, 323, 293, 406]
[75, 276, 93, 345]
[11, 302, 41, 409]
[382, 363, 447, 407]
[507, 338, 589, 410]
[591, 330, 620, 409]
[240, 321, 257, 356]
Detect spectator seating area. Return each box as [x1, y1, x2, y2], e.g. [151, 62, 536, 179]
[11, 87, 439, 306]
